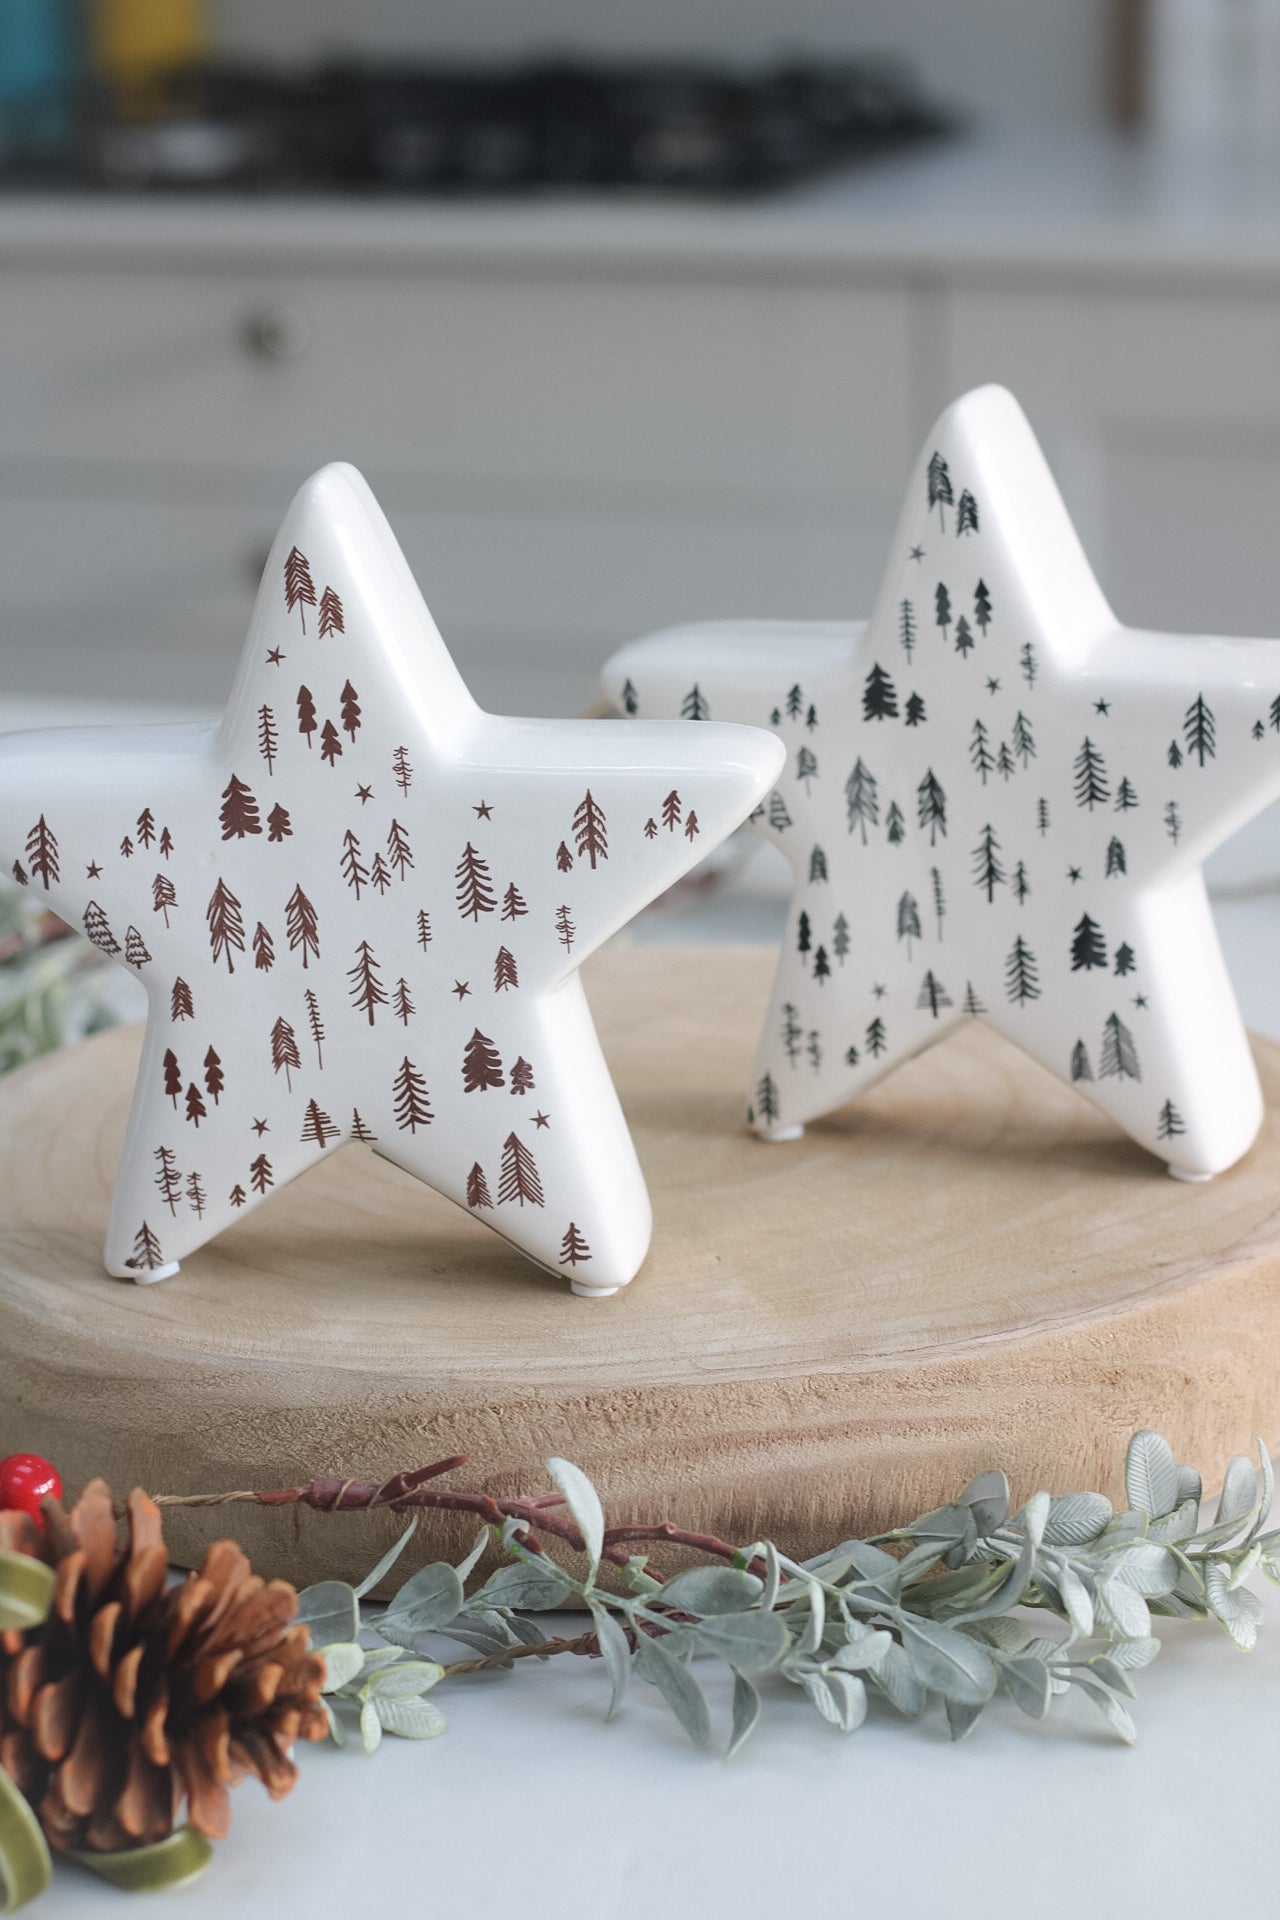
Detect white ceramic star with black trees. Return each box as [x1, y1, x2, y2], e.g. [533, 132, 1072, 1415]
[602, 384, 1280, 1179]
[0, 465, 781, 1296]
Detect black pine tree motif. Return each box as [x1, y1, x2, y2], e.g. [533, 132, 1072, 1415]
[554, 905, 575, 951]
[768, 792, 792, 833]
[1073, 738, 1109, 809]
[186, 1172, 207, 1218]
[258, 706, 278, 776]
[271, 1016, 301, 1088]
[152, 872, 176, 926]
[932, 867, 946, 936]
[120, 836, 133, 860]
[163, 1048, 182, 1106]
[797, 910, 811, 958]
[498, 1132, 544, 1208]
[1019, 642, 1036, 687]
[917, 769, 947, 844]
[369, 853, 392, 896]
[1071, 1040, 1093, 1083]
[845, 1044, 860, 1067]
[340, 829, 368, 899]
[510, 1057, 535, 1095]
[806, 704, 818, 731]
[1254, 719, 1266, 741]
[416, 909, 432, 950]
[340, 680, 362, 741]
[305, 989, 325, 1067]
[392, 746, 413, 794]
[865, 1017, 887, 1057]
[1114, 778, 1139, 812]
[1114, 943, 1136, 976]
[917, 971, 952, 1018]
[319, 720, 342, 766]
[896, 891, 922, 955]
[456, 842, 496, 919]
[463, 1029, 505, 1092]
[832, 913, 850, 963]
[956, 489, 979, 535]
[297, 685, 317, 747]
[171, 977, 193, 1021]
[953, 616, 974, 658]
[996, 742, 1015, 782]
[136, 808, 156, 849]
[620, 678, 638, 715]
[206, 878, 244, 973]
[230, 1185, 247, 1209]
[466, 1163, 493, 1209]
[1157, 1099, 1185, 1141]
[755, 1072, 780, 1125]
[301, 1099, 340, 1147]
[963, 982, 987, 1016]
[347, 940, 388, 1025]
[494, 945, 519, 992]
[885, 802, 905, 846]
[84, 902, 120, 955]
[1184, 695, 1216, 766]
[1012, 862, 1030, 903]
[905, 692, 926, 727]
[662, 790, 682, 833]
[392, 1057, 434, 1132]
[899, 601, 916, 660]
[250, 1154, 274, 1194]
[926, 451, 953, 529]
[267, 803, 292, 843]
[153, 1145, 183, 1216]
[970, 718, 994, 783]
[572, 791, 609, 868]
[845, 759, 879, 842]
[24, 817, 58, 888]
[502, 882, 528, 921]
[974, 580, 993, 633]
[387, 819, 414, 880]
[809, 845, 828, 883]
[1071, 914, 1107, 970]
[1012, 712, 1036, 766]
[285, 885, 320, 968]
[786, 685, 804, 721]
[1164, 802, 1182, 844]
[284, 546, 316, 630]
[1037, 798, 1050, 836]
[1005, 936, 1041, 1004]
[393, 979, 415, 1025]
[780, 1003, 802, 1066]
[351, 1111, 377, 1142]
[128, 1223, 165, 1273]
[806, 1030, 822, 1072]
[971, 823, 1005, 901]
[203, 1046, 224, 1104]
[1106, 837, 1126, 877]
[680, 684, 709, 721]
[318, 585, 345, 638]
[1271, 695, 1280, 734]
[1168, 739, 1183, 769]
[812, 947, 830, 985]
[935, 583, 952, 642]
[1100, 1012, 1141, 1081]
[253, 921, 274, 972]
[11, 862, 25, 886]
[185, 1081, 206, 1128]
[220, 775, 261, 840]
[863, 664, 898, 721]
[643, 818, 658, 840]
[797, 746, 818, 791]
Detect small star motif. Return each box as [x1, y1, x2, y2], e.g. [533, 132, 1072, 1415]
[1133, 994, 1149, 1009]
[266, 647, 285, 666]
[85, 861, 102, 878]
[251, 1118, 269, 1136]
[1067, 866, 1083, 883]
[452, 980, 471, 1000]
[985, 677, 1001, 694]
[1094, 698, 1111, 715]
[872, 983, 887, 1000]
[908, 544, 925, 563]
[473, 800, 493, 820]
[532, 1111, 551, 1129]
[355, 784, 374, 804]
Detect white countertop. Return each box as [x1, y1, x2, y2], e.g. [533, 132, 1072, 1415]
[8, 690, 1280, 1919]
[10, 129, 1280, 284]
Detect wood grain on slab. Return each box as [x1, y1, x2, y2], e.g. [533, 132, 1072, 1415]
[0, 945, 1276, 1587]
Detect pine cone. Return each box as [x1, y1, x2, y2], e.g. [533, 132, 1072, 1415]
[0, 1480, 327, 1853]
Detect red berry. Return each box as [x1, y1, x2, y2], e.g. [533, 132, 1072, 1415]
[0, 1454, 62, 1529]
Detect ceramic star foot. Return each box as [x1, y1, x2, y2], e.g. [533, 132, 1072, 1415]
[0, 465, 782, 1296]
[1168, 1167, 1215, 1184]
[602, 384, 1280, 1180]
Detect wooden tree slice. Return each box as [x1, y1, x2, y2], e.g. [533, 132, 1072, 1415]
[0, 944, 1277, 1589]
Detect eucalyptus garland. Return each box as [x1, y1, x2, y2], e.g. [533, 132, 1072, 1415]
[203, 1429, 1279, 1757]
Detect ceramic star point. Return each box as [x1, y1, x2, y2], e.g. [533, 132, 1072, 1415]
[0, 462, 782, 1294]
[602, 385, 1280, 1179]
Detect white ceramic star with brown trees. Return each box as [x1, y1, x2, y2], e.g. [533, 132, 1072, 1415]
[0, 465, 781, 1295]
[602, 385, 1280, 1180]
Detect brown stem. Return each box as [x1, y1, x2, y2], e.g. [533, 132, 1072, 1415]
[441, 1628, 598, 1677]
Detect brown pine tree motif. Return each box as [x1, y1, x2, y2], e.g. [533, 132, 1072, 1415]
[393, 977, 415, 1025]
[270, 1015, 301, 1088]
[347, 940, 388, 1025]
[153, 1145, 183, 1216]
[555, 841, 573, 873]
[340, 829, 368, 899]
[267, 802, 293, 842]
[369, 852, 391, 896]
[297, 685, 318, 748]
[559, 1223, 591, 1266]
[152, 872, 176, 926]
[350, 1109, 376, 1143]
[124, 925, 152, 968]
[207, 878, 245, 972]
[498, 1132, 544, 1208]
[163, 1049, 182, 1106]
[510, 1056, 535, 1095]
[301, 1099, 339, 1147]
[392, 1056, 434, 1132]
[494, 946, 519, 992]
[170, 976, 194, 1021]
[455, 842, 496, 920]
[392, 745, 413, 794]
[501, 882, 528, 921]
[84, 901, 121, 955]
[305, 989, 325, 1067]
[250, 1153, 273, 1194]
[462, 1027, 505, 1092]
[229, 1183, 247, 1208]
[25, 816, 59, 887]
[572, 790, 609, 868]
[285, 885, 319, 967]
[135, 808, 156, 849]
[339, 680, 362, 741]
[284, 546, 316, 630]
[555, 905, 575, 951]
[203, 1045, 224, 1104]
[662, 790, 682, 832]
[220, 773, 262, 840]
[387, 819, 414, 880]
[643, 818, 658, 839]
[11, 860, 26, 886]
[159, 825, 174, 859]
[258, 705, 278, 776]
[465, 1162, 493, 1209]
[120, 835, 134, 860]
[127, 1221, 165, 1272]
[253, 921, 275, 971]
[319, 720, 342, 766]
[685, 810, 700, 840]
[416, 909, 432, 950]
[186, 1171, 207, 1217]
[185, 1081, 207, 1128]
[318, 585, 345, 637]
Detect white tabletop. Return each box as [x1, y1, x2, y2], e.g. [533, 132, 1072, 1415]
[9, 694, 1280, 1919]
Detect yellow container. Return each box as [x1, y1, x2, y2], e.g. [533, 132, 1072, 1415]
[91, 0, 208, 87]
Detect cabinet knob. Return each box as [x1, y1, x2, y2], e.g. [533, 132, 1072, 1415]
[241, 303, 310, 363]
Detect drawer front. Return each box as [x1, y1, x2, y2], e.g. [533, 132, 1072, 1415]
[0, 267, 916, 503]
